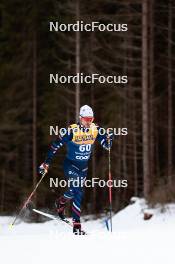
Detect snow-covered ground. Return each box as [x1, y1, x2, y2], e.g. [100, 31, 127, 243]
[0, 198, 175, 264]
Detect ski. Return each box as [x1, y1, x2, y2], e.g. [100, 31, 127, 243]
[33, 208, 72, 226]
[32, 208, 87, 235]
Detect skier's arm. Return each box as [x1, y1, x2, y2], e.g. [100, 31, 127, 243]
[39, 128, 73, 175]
[45, 130, 73, 164]
[96, 127, 113, 150]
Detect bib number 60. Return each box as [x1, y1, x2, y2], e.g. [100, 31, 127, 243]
[79, 144, 91, 152]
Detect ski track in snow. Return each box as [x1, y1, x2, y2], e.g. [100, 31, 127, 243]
[0, 198, 175, 264]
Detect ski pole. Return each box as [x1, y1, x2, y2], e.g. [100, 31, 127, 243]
[107, 135, 113, 232]
[9, 171, 46, 228]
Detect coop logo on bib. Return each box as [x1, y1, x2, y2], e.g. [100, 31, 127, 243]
[76, 155, 89, 160]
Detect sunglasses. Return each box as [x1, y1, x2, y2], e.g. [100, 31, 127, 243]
[80, 117, 94, 122]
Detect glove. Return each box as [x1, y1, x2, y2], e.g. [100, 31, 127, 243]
[105, 131, 113, 150]
[39, 163, 49, 175]
[107, 130, 113, 148]
[107, 137, 112, 149]
[101, 136, 112, 150]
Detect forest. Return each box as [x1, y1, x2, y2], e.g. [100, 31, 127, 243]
[0, 0, 175, 217]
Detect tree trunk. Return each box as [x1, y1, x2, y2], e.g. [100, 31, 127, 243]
[0, 169, 5, 212]
[142, 0, 150, 198]
[149, 0, 155, 192]
[32, 31, 37, 202]
[168, 0, 173, 184]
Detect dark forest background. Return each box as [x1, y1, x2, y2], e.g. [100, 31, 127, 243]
[0, 0, 175, 217]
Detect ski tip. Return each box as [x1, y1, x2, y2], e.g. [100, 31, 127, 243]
[8, 223, 14, 229]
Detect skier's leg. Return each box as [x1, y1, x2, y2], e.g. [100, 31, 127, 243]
[55, 196, 70, 219]
[71, 166, 87, 234]
[55, 186, 75, 219]
[72, 187, 83, 222]
[72, 180, 85, 235]
[55, 159, 74, 219]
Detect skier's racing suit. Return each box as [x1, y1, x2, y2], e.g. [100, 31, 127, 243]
[44, 122, 113, 221]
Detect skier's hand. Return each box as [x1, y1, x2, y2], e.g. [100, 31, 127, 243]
[39, 163, 49, 175]
[106, 136, 112, 149]
[101, 135, 112, 150]
[106, 129, 113, 150]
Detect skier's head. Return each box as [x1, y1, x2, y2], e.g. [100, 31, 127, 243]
[79, 105, 94, 128]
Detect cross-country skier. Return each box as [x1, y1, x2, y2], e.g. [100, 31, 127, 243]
[39, 105, 113, 234]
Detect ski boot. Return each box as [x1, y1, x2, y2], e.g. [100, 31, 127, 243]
[55, 197, 67, 220]
[73, 219, 85, 235]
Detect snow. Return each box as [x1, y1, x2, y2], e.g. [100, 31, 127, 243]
[0, 198, 175, 264]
